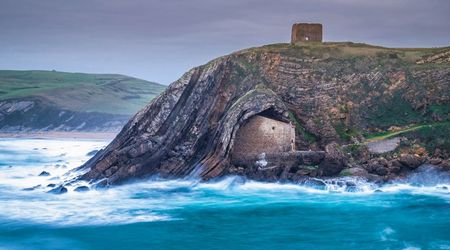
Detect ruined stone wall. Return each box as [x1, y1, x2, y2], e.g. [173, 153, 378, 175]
[291, 23, 322, 44]
[231, 115, 295, 160]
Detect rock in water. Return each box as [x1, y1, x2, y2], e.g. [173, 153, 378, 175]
[75, 43, 450, 185]
[22, 185, 41, 191]
[39, 171, 50, 177]
[86, 150, 99, 156]
[47, 185, 68, 194]
[74, 186, 90, 192]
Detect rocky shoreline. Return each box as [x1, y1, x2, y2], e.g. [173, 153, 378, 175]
[227, 141, 450, 184]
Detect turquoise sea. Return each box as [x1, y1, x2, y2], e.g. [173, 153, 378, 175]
[0, 138, 449, 250]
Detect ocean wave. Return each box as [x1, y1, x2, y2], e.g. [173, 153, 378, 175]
[0, 138, 449, 227]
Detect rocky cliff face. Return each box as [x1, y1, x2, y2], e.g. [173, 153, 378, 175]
[78, 43, 450, 185]
[0, 97, 129, 132]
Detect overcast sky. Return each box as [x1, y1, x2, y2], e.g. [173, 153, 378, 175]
[1, 0, 449, 84]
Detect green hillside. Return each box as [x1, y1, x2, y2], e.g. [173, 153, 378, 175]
[0, 70, 166, 115]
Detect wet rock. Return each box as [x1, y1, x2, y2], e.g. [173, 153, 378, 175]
[390, 159, 404, 168]
[345, 181, 358, 192]
[86, 150, 99, 156]
[398, 154, 423, 169]
[387, 160, 402, 174]
[439, 160, 450, 171]
[296, 168, 313, 176]
[47, 185, 67, 194]
[47, 183, 56, 188]
[22, 185, 41, 191]
[104, 165, 119, 177]
[303, 178, 326, 189]
[339, 167, 368, 178]
[74, 186, 90, 192]
[319, 158, 344, 176]
[319, 143, 346, 176]
[93, 179, 108, 188]
[39, 171, 50, 176]
[375, 166, 388, 176]
[345, 181, 356, 187]
[367, 174, 384, 184]
[429, 158, 442, 165]
[329, 180, 345, 187]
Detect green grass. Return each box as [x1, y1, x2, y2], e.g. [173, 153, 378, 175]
[0, 70, 166, 115]
[288, 111, 317, 144]
[339, 169, 353, 177]
[365, 121, 450, 141]
[334, 122, 360, 141]
[241, 42, 449, 64]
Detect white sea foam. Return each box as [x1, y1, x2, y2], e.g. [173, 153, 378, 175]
[0, 138, 173, 226]
[380, 227, 396, 241]
[0, 138, 450, 226]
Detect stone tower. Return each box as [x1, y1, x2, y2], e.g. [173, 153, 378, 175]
[291, 23, 323, 44]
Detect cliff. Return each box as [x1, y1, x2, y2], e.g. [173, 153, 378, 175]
[78, 42, 450, 185]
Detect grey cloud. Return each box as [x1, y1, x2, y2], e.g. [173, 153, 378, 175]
[0, 0, 449, 84]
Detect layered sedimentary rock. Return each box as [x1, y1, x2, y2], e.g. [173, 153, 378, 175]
[78, 43, 450, 185]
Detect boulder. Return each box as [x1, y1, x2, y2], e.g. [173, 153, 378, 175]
[339, 167, 369, 178]
[318, 143, 346, 176]
[38, 171, 50, 177]
[375, 166, 388, 176]
[366, 174, 384, 184]
[22, 185, 41, 191]
[303, 178, 327, 190]
[47, 185, 68, 194]
[398, 154, 423, 169]
[345, 181, 358, 192]
[74, 186, 90, 192]
[387, 161, 402, 174]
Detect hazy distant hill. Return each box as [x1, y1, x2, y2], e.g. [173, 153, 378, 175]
[0, 70, 166, 132]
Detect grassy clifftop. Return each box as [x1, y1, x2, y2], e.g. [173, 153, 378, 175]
[0, 70, 166, 115]
[221, 42, 450, 153]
